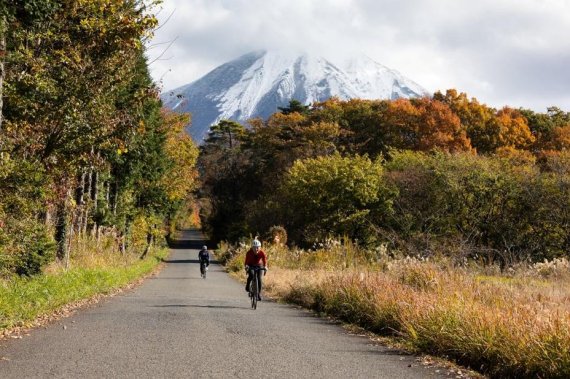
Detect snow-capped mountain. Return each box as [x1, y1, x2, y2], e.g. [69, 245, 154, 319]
[161, 50, 429, 143]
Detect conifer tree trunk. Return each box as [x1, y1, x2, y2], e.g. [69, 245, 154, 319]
[91, 151, 100, 208]
[86, 166, 96, 236]
[75, 171, 86, 235]
[118, 228, 124, 254]
[105, 180, 110, 206]
[85, 167, 93, 200]
[82, 167, 90, 235]
[82, 203, 89, 236]
[141, 229, 153, 259]
[111, 180, 118, 215]
[55, 199, 69, 262]
[119, 221, 130, 255]
[91, 170, 98, 206]
[44, 207, 51, 226]
[0, 17, 6, 139]
[76, 171, 86, 205]
[67, 206, 77, 265]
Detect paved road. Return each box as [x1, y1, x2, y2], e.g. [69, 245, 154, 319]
[0, 229, 448, 378]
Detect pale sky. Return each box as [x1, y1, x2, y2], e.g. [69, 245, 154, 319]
[146, 0, 570, 112]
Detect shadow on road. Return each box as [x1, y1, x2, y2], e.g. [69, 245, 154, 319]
[152, 304, 249, 310]
[167, 229, 213, 250]
[148, 277, 204, 280]
[163, 259, 201, 264]
[167, 239, 205, 249]
[162, 259, 220, 264]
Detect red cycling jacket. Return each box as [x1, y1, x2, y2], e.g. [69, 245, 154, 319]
[244, 248, 267, 267]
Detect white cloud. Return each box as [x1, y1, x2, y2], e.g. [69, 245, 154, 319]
[147, 0, 570, 111]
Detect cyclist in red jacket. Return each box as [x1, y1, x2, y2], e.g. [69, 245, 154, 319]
[244, 239, 267, 300]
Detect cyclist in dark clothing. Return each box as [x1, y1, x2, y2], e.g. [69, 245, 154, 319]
[198, 245, 210, 277]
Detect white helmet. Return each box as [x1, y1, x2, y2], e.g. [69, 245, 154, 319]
[202, 245, 207, 250]
[252, 239, 261, 248]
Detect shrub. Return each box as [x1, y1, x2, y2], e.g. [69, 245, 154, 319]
[282, 153, 396, 245]
[385, 150, 570, 263]
[267, 225, 287, 245]
[531, 258, 570, 279]
[0, 219, 55, 277]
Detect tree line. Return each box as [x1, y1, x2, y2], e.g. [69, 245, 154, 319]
[0, 0, 198, 276]
[199, 95, 569, 265]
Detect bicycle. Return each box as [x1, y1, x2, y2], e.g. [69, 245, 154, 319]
[247, 266, 266, 309]
[200, 261, 208, 279]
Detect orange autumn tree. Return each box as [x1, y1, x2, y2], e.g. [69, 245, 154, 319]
[435, 90, 537, 154]
[434, 89, 495, 154]
[384, 98, 472, 153]
[493, 107, 535, 151]
[383, 98, 420, 149]
[536, 124, 570, 169]
[414, 98, 472, 152]
[550, 125, 570, 151]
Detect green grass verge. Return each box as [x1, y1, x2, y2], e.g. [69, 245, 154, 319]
[0, 248, 168, 331]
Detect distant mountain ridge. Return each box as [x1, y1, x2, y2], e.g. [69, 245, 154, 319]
[161, 50, 429, 143]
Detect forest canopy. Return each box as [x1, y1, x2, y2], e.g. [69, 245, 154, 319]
[0, 0, 198, 277]
[199, 93, 570, 265]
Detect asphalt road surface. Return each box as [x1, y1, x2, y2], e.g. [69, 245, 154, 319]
[0, 229, 449, 378]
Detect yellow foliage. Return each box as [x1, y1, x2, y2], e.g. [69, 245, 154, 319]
[267, 111, 307, 129]
[495, 146, 536, 166]
[160, 109, 199, 202]
[552, 125, 570, 151]
[495, 107, 535, 149]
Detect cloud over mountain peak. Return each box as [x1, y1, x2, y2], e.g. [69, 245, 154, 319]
[161, 50, 428, 142]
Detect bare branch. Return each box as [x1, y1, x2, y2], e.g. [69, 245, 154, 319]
[147, 36, 177, 65]
[153, 9, 176, 34]
[146, 39, 178, 49]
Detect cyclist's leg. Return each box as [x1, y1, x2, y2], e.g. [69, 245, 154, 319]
[245, 269, 253, 292]
[256, 269, 263, 300]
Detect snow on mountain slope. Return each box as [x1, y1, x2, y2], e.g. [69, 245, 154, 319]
[161, 50, 429, 143]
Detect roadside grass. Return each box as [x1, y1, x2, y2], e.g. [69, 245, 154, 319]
[0, 236, 167, 332]
[218, 243, 570, 379]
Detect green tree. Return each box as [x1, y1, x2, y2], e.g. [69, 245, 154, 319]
[282, 153, 395, 245]
[198, 120, 250, 241]
[278, 99, 310, 115]
[310, 98, 389, 156]
[2, 0, 160, 261]
[204, 120, 246, 149]
[0, 0, 199, 276]
[520, 107, 570, 152]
